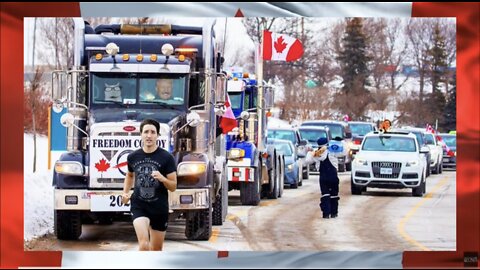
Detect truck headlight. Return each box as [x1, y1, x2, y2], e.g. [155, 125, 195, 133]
[228, 148, 245, 159]
[177, 162, 207, 176]
[406, 160, 419, 167]
[355, 158, 368, 166]
[55, 161, 84, 176]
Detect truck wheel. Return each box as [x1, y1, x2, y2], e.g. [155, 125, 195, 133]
[268, 159, 280, 199]
[240, 168, 261, 205]
[212, 176, 228, 226]
[185, 207, 212, 240]
[350, 177, 362, 195]
[54, 210, 82, 240]
[278, 157, 285, 198]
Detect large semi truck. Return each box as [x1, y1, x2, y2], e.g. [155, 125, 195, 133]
[225, 71, 284, 205]
[51, 19, 228, 241]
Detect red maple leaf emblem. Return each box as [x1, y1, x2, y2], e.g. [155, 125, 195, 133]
[95, 158, 110, 172]
[274, 36, 288, 53]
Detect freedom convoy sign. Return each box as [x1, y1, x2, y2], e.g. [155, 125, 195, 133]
[89, 136, 169, 180]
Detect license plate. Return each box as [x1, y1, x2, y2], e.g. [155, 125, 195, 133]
[443, 158, 450, 163]
[380, 168, 393, 175]
[91, 194, 131, 212]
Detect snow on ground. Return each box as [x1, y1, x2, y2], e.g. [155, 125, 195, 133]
[24, 133, 58, 241]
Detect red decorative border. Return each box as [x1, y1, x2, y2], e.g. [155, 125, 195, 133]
[1, 2, 478, 268]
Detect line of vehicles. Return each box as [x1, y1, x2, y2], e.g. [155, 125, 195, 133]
[50, 19, 456, 242]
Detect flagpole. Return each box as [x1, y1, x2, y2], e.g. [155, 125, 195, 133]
[256, 31, 264, 152]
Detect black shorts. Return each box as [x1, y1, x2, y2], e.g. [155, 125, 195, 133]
[130, 197, 169, 232]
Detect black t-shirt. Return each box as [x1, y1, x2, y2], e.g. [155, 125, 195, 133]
[127, 147, 176, 208]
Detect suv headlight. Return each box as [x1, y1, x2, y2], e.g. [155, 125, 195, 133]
[55, 161, 84, 176]
[228, 148, 245, 159]
[406, 160, 419, 167]
[177, 162, 207, 176]
[287, 164, 294, 171]
[355, 158, 368, 166]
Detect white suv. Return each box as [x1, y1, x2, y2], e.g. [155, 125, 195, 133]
[351, 131, 430, 197]
[423, 132, 444, 174]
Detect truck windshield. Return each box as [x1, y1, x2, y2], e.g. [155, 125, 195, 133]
[228, 92, 243, 110]
[91, 73, 187, 106]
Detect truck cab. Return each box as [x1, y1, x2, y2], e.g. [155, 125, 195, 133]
[52, 19, 228, 241]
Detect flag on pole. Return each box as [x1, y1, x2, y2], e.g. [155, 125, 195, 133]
[263, 30, 303, 62]
[219, 93, 237, 134]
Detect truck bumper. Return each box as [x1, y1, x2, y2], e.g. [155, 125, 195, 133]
[54, 189, 125, 210]
[54, 188, 211, 211]
[169, 188, 210, 210]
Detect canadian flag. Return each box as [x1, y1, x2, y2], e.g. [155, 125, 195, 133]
[263, 30, 303, 62]
[219, 93, 238, 134]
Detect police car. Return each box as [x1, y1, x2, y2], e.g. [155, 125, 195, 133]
[351, 131, 430, 197]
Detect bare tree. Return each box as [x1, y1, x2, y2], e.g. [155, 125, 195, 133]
[38, 18, 75, 69]
[26, 67, 46, 173]
[406, 18, 436, 103]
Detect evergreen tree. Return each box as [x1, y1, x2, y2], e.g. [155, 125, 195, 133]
[429, 23, 448, 93]
[335, 18, 372, 120]
[424, 23, 449, 128]
[442, 75, 456, 132]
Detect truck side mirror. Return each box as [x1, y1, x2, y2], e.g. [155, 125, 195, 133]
[240, 111, 250, 121]
[60, 113, 75, 128]
[187, 111, 201, 127]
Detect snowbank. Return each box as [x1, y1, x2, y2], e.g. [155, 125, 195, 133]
[24, 133, 55, 241]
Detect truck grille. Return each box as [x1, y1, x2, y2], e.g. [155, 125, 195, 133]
[372, 161, 401, 179]
[98, 132, 141, 136]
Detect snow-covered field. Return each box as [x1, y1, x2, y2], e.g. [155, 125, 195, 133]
[24, 133, 57, 241]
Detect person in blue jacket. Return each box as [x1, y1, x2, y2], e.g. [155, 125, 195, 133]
[305, 137, 340, 219]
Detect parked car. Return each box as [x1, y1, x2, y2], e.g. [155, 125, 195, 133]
[301, 120, 353, 172]
[351, 131, 430, 197]
[423, 132, 444, 174]
[267, 127, 309, 180]
[348, 121, 377, 159]
[267, 139, 303, 188]
[438, 133, 456, 168]
[297, 126, 332, 174]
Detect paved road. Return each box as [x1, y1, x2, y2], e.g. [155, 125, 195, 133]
[25, 170, 456, 251]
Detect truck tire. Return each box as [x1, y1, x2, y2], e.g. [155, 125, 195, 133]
[212, 174, 228, 225]
[185, 207, 212, 240]
[268, 158, 280, 199]
[240, 168, 261, 205]
[54, 210, 82, 240]
[351, 177, 362, 195]
[278, 157, 285, 198]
